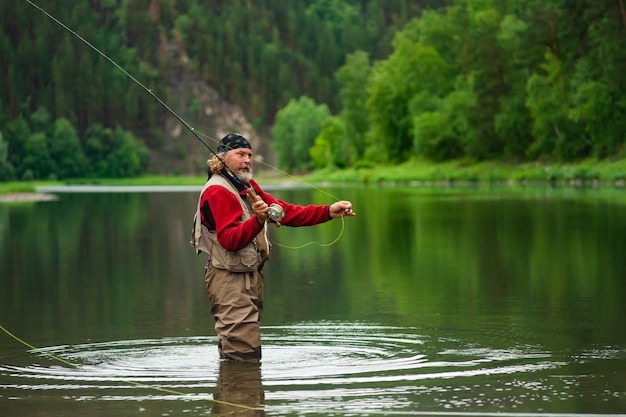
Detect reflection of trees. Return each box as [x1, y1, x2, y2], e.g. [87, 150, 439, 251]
[261, 187, 352, 323]
[3, 186, 624, 349]
[337, 186, 626, 343]
[0, 192, 207, 340]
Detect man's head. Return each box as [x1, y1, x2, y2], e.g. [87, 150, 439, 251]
[217, 133, 251, 153]
[208, 133, 254, 182]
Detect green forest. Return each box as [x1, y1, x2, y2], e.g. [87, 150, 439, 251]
[1, 0, 625, 181]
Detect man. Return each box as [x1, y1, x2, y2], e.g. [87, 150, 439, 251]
[191, 133, 355, 362]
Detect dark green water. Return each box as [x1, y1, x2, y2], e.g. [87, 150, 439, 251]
[1, 184, 625, 416]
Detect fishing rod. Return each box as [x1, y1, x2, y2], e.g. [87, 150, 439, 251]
[24, 0, 252, 194]
[25, 0, 342, 231]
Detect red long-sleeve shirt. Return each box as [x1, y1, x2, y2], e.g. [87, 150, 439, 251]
[200, 178, 331, 251]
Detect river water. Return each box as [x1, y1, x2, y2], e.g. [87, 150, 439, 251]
[1, 184, 625, 416]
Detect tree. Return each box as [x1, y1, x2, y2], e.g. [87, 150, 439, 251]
[570, 78, 621, 159]
[21, 132, 53, 180]
[525, 52, 585, 160]
[4, 117, 30, 173]
[462, 5, 507, 158]
[335, 50, 371, 163]
[0, 132, 15, 181]
[84, 123, 149, 178]
[106, 126, 150, 177]
[310, 116, 347, 169]
[366, 25, 452, 163]
[30, 106, 52, 134]
[413, 86, 475, 161]
[84, 123, 114, 177]
[271, 96, 331, 172]
[49, 118, 86, 179]
[568, 2, 626, 158]
[494, 14, 534, 159]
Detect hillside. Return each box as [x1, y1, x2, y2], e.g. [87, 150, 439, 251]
[1, 1, 428, 181]
[151, 39, 262, 176]
[2, 1, 624, 181]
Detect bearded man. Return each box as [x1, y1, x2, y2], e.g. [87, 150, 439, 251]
[191, 133, 355, 362]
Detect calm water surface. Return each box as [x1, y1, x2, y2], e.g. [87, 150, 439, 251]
[1, 184, 625, 416]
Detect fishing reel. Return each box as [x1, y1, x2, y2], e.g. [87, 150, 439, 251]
[246, 188, 284, 226]
[267, 203, 285, 225]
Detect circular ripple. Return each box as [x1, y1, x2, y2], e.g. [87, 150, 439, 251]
[1, 336, 218, 387]
[0, 324, 560, 387]
[1, 322, 584, 415]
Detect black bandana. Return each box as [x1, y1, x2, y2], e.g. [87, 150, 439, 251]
[217, 133, 251, 153]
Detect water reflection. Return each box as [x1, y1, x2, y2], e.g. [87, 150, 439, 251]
[213, 361, 265, 416]
[1, 186, 626, 415]
[3, 323, 623, 415]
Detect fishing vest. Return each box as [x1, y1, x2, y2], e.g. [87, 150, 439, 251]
[190, 174, 270, 272]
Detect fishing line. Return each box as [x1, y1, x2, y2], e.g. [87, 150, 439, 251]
[26, 0, 350, 249]
[272, 214, 346, 249]
[11, 2, 351, 409]
[252, 159, 343, 202]
[24, 0, 342, 200]
[25, 0, 249, 197]
[24, 0, 214, 155]
[25, 0, 344, 200]
[0, 324, 258, 412]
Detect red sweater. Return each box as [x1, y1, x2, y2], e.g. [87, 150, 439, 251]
[201, 179, 331, 251]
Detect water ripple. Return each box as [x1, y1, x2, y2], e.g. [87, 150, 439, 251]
[0, 324, 560, 389]
[2, 323, 623, 415]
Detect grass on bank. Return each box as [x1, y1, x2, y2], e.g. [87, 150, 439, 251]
[0, 181, 39, 195]
[305, 158, 626, 185]
[2, 158, 626, 196]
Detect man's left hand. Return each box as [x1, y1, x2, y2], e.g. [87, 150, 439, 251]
[329, 201, 356, 218]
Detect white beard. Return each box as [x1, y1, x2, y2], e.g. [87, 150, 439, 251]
[235, 168, 253, 183]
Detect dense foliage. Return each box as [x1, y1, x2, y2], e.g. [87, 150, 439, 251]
[1, 0, 625, 179]
[294, 0, 626, 171]
[1, 0, 430, 179]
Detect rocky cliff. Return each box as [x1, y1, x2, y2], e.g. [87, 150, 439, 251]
[149, 37, 265, 177]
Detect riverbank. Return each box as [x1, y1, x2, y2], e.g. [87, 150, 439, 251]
[304, 158, 626, 186]
[0, 192, 58, 202]
[0, 182, 44, 202]
[2, 158, 625, 202]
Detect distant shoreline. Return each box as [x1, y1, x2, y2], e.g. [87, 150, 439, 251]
[0, 185, 206, 203]
[36, 185, 204, 193]
[0, 192, 58, 202]
[2, 157, 626, 203]
[0, 183, 311, 203]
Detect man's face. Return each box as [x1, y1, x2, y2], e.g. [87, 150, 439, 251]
[225, 148, 254, 182]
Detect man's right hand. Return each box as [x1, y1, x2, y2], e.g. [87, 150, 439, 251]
[248, 191, 268, 224]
